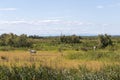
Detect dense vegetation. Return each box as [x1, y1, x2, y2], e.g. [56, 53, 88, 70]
[0, 64, 119, 80]
[0, 33, 120, 80]
[0, 33, 83, 51]
[98, 34, 113, 48]
[0, 33, 32, 48]
[0, 33, 114, 51]
[60, 35, 81, 43]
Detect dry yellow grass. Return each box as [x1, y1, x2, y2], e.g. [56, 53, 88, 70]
[0, 50, 119, 70]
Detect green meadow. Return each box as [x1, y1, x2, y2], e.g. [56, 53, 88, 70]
[0, 33, 119, 80]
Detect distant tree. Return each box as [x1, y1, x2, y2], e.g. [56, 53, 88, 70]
[60, 35, 81, 43]
[98, 34, 113, 48]
[0, 33, 16, 46]
[0, 33, 8, 46]
[29, 35, 44, 39]
[17, 34, 32, 47]
[0, 33, 32, 47]
[7, 33, 17, 47]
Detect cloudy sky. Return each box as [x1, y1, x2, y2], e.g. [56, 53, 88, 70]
[0, 0, 120, 36]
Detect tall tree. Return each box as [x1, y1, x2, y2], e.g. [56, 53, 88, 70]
[98, 34, 112, 48]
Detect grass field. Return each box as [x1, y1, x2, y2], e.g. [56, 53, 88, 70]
[0, 35, 120, 79]
[0, 50, 119, 70]
[0, 50, 119, 80]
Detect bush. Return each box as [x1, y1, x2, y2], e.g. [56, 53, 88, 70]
[60, 35, 81, 44]
[98, 34, 113, 48]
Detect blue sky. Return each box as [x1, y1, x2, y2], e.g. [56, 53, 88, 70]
[0, 0, 120, 36]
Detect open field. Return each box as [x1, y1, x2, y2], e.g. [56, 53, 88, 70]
[0, 50, 120, 80]
[0, 34, 120, 79]
[0, 50, 119, 70]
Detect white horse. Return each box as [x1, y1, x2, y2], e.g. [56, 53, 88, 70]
[28, 49, 37, 55]
[93, 46, 96, 51]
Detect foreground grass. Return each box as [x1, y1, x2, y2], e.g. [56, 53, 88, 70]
[0, 64, 119, 80]
[0, 50, 119, 80]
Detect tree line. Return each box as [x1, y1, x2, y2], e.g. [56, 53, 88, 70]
[0, 33, 32, 47]
[60, 35, 81, 43]
[0, 33, 113, 49]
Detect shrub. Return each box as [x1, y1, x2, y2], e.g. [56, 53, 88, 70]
[60, 35, 81, 44]
[98, 34, 113, 48]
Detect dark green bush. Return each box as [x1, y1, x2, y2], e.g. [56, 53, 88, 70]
[60, 35, 81, 44]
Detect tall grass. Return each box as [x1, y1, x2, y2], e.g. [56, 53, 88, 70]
[0, 50, 119, 80]
[0, 64, 119, 80]
[65, 50, 120, 62]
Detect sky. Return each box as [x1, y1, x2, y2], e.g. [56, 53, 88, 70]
[0, 0, 120, 36]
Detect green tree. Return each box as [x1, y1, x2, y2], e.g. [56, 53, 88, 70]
[0, 33, 32, 48]
[0, 33, 8, 46]
[17, 34, 32, 47]
[60, 35, 81, 43]
[98, 34, 112, 48]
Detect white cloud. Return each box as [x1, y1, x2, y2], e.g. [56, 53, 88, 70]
[0, 19, 112, 35]
[0, 8, 17, 11]
[0, 20, 25, 24]
[0, 19, 108, 33]
[96, 5, 104, 9]
[0, 19, 84, 26]
[37, 19, 61, 23]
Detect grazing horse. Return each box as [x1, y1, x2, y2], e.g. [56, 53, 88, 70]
[28, 49, 37, 55]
